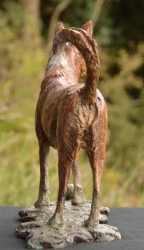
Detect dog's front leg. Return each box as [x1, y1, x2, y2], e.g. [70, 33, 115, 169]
[34, 142, 50, 208]
[71, 160, 87, 205]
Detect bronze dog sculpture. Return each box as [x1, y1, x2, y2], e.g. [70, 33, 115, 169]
[35, 21, 108, 230]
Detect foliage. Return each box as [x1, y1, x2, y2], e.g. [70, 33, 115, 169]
[40, 0, 144, 52]
[109, 0, 144, 51]
[99, 46, 144, 206]
[0, 0, 144, 207]
[0, 2, 47, 206]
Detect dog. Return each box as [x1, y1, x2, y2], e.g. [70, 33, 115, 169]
[34, 20, 108, 230]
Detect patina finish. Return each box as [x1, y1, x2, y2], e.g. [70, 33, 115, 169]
[34, 20, 108, 230]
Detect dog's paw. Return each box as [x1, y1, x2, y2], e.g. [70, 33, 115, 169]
[84, 217, 99, 230]
[72, 196, 87, 206]
[34, 199, 49, 208]
[48, 213, 64, 227]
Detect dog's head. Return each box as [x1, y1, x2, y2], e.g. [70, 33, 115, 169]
[51, 21, 93, 79]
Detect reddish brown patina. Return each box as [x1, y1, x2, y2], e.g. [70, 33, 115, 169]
[35, 21, 108, 229]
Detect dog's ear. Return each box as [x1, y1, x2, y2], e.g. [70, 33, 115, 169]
[81, 20, 93, 37]
[55, 22, 64, 35]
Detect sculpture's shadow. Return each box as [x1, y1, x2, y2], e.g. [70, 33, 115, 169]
[16, 201, 121, 249]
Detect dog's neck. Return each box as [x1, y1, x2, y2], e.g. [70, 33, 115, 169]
[44, 51, 80, 87]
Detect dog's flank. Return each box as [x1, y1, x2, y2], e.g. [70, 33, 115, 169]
[35, 21, 108, 230]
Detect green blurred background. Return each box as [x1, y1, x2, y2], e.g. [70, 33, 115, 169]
[0, 0, 144, 207]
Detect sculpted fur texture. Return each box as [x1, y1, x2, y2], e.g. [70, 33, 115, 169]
[35, 20, 108, 230]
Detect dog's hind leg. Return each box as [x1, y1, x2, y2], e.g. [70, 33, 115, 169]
[71, 159, 86, 205]
[84, 148, 105, 229]
[34, 141, 50, 208]
[49, 152, 73, 225]
[84, 151, 102, 229]
[84, 117, 107, 229]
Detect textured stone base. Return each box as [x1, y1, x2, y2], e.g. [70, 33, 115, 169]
[16, 201, 121, 249]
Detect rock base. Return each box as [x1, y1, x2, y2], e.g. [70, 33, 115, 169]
[16, 201, 121, 249]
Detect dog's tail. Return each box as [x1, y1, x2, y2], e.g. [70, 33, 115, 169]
[53, 22, 100, 101]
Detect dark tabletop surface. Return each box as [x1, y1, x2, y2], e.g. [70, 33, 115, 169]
[0, 206, 144, 250]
